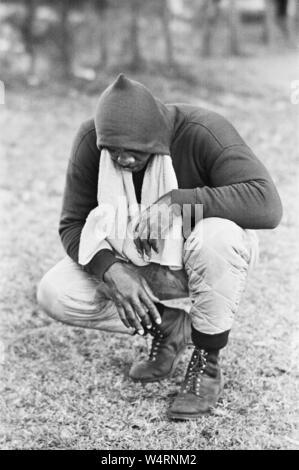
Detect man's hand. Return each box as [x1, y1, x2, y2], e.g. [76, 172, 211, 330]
[134, 191, 181, 258]
[103, 262, 161, 334]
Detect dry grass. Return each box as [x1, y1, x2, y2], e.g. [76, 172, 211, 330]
[0, 52, 298, 450]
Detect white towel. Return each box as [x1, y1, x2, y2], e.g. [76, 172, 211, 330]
[78, 149, 184, 269]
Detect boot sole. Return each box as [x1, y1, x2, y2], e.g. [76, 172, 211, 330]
[167, 410, 209, 420]
[130, 345, 187, 383]
[167, 388, 224, 421]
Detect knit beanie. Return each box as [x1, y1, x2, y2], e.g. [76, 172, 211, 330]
[95, 74, 172, 155]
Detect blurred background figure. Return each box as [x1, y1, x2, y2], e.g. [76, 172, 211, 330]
[0, 0, 298, 83]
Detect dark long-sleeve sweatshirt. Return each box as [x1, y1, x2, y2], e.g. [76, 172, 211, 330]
[59, 76, 282, 281]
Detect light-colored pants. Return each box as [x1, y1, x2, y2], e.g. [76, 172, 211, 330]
[37, 218, 259, 336]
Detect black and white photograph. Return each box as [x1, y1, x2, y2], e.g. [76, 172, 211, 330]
[0, 0, 298, 453]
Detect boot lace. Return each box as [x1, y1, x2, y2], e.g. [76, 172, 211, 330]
[148, 325, 164, 362]
[181, 348, 208, 396]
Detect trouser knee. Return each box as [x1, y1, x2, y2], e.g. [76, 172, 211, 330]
[36, 270, 62, 320]
[184, 217, 252, 267]
[183, 218, 256, 335]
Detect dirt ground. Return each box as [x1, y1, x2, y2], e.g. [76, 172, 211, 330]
[0, 51, 298, 450]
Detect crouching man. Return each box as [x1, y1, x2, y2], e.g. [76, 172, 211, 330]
[37, 74, 282, 420]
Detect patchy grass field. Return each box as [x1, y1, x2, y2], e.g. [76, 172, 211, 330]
[1, 52, 299, 450]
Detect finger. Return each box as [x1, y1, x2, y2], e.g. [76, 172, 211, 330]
[160, 206, 173, 237]
[134, 221, 139, 234]
[140, 239, 151, 258]
[135, 219, 148, 256]
[123, 301, 144, 335]
[132, 300, 152, 330]
[115, 304, 131, 329]
[140, 280, 161, 325]
[172, 202, 182, 217]
[136, 215, 147, 239]
[140, 293, 161, 325]
[134, 236, 143, 256]
[149, 237, 159, 253]
[138, 213, 151, 240]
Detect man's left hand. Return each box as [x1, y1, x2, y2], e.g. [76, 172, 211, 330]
[134, 191, 181, 257]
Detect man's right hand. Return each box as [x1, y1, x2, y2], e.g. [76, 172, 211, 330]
[103, 262, 161, 335]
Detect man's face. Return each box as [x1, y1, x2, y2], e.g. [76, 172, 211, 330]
[105, 147, 152, 172]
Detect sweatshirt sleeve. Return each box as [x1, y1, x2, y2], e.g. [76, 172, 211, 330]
[171, 126, 283, 229]
[59, 122, 118, 280]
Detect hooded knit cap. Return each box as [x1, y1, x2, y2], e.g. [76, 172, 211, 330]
[95, 74, 172, 155]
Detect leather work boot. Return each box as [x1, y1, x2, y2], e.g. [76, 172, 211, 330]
[129, 307, 191, 382]
[167, 347, 224, 420]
